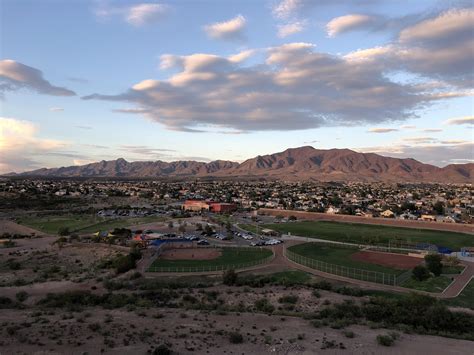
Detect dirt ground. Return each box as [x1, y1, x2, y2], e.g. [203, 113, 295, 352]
[0, 219, 47, 236]
[0, 238, 125, 287]
[160, 248, 222, 260]
[350, 250, 422, 269]
[1, 307, 473, 355]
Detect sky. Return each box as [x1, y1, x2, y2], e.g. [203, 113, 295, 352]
[0, 0, 473, 173]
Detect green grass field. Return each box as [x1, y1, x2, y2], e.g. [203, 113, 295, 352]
[444, 278, 474, 310]
[18, 215, 166, 235]
[401, 275, 453, 293]
[262, 221, 472, 250]
[149, 247, 273, 272]
[287, 243, 404, 275]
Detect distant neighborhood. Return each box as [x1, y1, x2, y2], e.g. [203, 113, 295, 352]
[1, 179, 472, 224]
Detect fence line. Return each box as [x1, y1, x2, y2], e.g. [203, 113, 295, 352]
[285, 248, 399, 286]
[148, 250, 274, 273]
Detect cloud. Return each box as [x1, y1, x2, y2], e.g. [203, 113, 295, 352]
[73, 159, 97, 166]
[272, 0, 308, 20]
[83, 8, 474, 134]
[0, 117, 68, 173]
[112, 108, 150, 114]
[401, 125, 416, 129]
[75, 125, 93, 130]
[402, 136, 437, 144]
[399, 8, 473, 45]
[95, 2, 169, 26]
[421, 128, 443, 132]
[368, 128, 398, 133]
[346, 9, 474, 88]
[357, 141, 473, 167]
[278, 21, 307, 38]
[326, 14, 376, 37]
[49, 107, 64, 112]
[444, 116, 474, 125]
[204, 15, 246, 40]
[126, 3, 168, 26]
[0, 60, 76, 97]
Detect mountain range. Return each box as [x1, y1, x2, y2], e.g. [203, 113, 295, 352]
[8, 146, 474, 183]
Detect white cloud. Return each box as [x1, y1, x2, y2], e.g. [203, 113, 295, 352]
[401, 125, 416, 129]
[272, 0, 304, 19]
[95, 2, 169, 26]
[421, 128, 443, 132]
[126, 3, 168, 26]
[356, 141, 473, 167]
[402, 136, 437, 144]
[444, 116, 474, 125]
[0, 117, 68, 173]
[278, 21, 307, 38]
[84, 41, 462, 133]
[49, 107, 64, 112]
[0, 60, 76, 97]
[204, 15, 246, 40]
[367, 128, 398, 133]
[399, 8, 473, 44]
[326, 14, 375, 37]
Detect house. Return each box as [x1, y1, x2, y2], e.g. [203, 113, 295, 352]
[381, 210, 395, 218]
[326, 206, 340, 214]
[398, 213, 418, 220]
[420, 214, 436, 222]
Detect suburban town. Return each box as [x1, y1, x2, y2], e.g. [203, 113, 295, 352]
[1, 0, 473, 354]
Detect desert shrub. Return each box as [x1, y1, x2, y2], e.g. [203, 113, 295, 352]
[223, 269, 238, 285]
[228, 331, 244, 344]
[254, 298, 275, 313]
[153, 344, 171, 355]
[58, 227, 70, 236]
[343, 330, 355, 338]
[313, 280, 332, 290]
[412, 265, 430, 281]
[15, 291, 29, 302]
[376, 334, 394, 346]
[278, 294, 299, 304]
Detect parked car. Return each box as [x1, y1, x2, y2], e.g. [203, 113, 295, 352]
[197, 240, 209, 245]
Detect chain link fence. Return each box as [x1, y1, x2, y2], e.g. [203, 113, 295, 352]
[148, 248, 274, 273]
[285, 248, 398, 286]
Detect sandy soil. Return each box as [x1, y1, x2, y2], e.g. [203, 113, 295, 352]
[160, 248, 222, 260]
[1, 307, 472, 355]
[0, 219, 47, 236]
[351, 250, 422, 269]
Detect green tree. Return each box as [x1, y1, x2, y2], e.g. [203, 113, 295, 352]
[412, 265, 430, 281]
[425, 254, 443, 276]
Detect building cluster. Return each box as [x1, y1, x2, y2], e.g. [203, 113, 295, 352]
[1, 179, 472, 223]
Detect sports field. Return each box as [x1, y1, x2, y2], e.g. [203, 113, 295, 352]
[148, 247, 273, 272]
[287, 243, 406, 276]
[263, 221, 472, 250]
[17, 215, 167, 234]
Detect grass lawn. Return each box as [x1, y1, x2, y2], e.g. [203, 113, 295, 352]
[401, 275, 453, 293]
[269, 270, 312, 284]
[17, 215, 100, 234]
[288, 243, 403, 275]
[442, 265, 465, 275]
[444, 278, 474, 310]
[149, 247, 273, 271]
[263, 221, 472, 250]
[18, 215, 166, 235]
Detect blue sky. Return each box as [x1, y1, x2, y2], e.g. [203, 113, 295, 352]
[0, 0, 473, 173]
